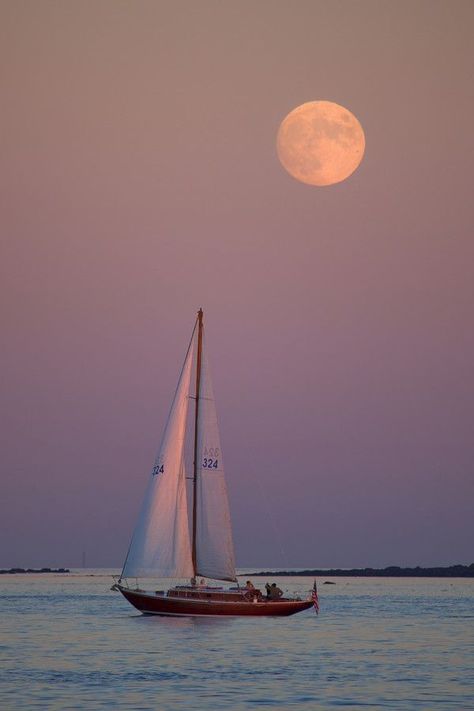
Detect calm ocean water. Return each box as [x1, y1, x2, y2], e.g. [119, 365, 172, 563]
[1, 570, 472, 710]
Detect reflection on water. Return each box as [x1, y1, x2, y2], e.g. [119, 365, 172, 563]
[130, 610, 235, 631]
[0, 571, 473, 709]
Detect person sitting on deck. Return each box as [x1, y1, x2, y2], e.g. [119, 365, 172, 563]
[245, 580, 255, 590]
[269, 583, 283, 600]
[265, 582, 271, 598]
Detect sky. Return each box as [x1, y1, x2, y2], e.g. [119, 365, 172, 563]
[1, 0, 473, 569]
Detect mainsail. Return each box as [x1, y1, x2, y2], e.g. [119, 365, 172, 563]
[121, 311, 236, 583]
[194, 333, 237, 582]
[121, 329, 195, 579]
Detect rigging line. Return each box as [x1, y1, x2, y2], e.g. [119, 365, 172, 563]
[254, 470, 290, 572]
[120, 314, 199, 580]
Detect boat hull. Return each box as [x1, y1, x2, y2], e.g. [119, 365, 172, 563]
[117, 586, 314, 617]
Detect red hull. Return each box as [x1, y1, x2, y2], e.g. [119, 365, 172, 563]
[117, 585, 313, 617]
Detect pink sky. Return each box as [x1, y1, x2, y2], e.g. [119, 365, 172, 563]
[1, 0, 473, 568]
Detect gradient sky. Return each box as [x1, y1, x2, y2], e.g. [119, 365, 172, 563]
[1, 0, 473, 569]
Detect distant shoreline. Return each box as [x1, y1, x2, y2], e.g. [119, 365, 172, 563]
[251, 564, 474, 578]
[0, 567, 70, 575]
[2, 564, 473, 578]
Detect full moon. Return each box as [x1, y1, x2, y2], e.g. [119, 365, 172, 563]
[276, 101, 365, 186]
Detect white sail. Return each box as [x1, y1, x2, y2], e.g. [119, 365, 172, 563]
[121, 331, 195, 579]
[195, 331, 237, 582]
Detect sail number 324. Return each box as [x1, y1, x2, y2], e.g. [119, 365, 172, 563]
[202, 458, 218, 469]
[202, 447, 219, 469]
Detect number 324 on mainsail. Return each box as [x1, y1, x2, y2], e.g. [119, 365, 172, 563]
[113, 310, 313, 616]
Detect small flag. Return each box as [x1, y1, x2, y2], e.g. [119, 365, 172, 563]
[312, 579, 319, 614]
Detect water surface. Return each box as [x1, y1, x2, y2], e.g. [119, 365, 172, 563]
[1, 571, 472, 709]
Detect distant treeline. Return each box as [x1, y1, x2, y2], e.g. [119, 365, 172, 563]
[252, 564, 474, 578]
[0, 567, 70, 574]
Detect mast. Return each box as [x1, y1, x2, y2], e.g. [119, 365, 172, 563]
[191, 308, 203, 576]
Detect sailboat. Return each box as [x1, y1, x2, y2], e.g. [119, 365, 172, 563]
[113, 309, 313, 616]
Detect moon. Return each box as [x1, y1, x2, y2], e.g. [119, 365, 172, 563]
[276, 101, 365, 186]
